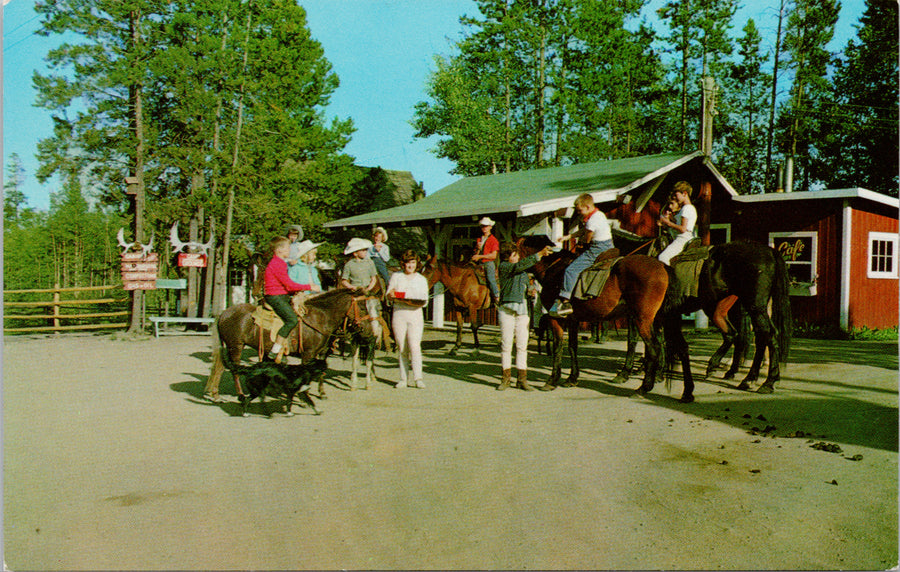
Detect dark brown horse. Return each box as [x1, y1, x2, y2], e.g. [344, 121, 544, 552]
[203, 288, 376, 404]
[653, 241, 793, 394]
[519, 236, 692, 402]
[421, 256, 491, 356]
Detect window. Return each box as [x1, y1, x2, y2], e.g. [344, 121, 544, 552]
[868, 232, 898, 279]
[770, 231, 818, 296]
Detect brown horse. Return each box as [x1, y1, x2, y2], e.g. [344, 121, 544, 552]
[203, 288, 376, 404]
[421, 256, 491, 356]
[519, 236, 692, 402]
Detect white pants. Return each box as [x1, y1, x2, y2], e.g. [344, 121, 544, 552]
[392, 307, 424, 383]
[658, 234, 693, 265]
[499, 306, 530, 371]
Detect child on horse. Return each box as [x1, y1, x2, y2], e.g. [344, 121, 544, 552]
[341, 237, 382, 339]
[549, 193, 614, 318]
[264, 235, 315, 362]
[496, 240, 554, 391]
[470, 216, 500, 303]
[288, 239, 323, 291]
[657, 181, 697, 265]
[368, 226, 392, 286]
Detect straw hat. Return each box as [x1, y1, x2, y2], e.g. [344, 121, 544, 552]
[372, 226, 389, 241]
[478, 216, 495, 227]
[344, 237, 373, 255]
[295, 239, 321, 259]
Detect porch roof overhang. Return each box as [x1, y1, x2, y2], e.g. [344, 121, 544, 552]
[731, 187, 899, 209]
[325, 150, 721, 229]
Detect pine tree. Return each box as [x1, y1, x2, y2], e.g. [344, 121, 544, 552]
[813, 0, 898, 196]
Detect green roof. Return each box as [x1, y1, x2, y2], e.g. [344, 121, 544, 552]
[326, 151, 701, 229]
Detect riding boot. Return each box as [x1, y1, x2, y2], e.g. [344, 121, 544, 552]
[516, 369, 533, 391]
[270, 335, 289, 364]
[496, 368, 511, 391]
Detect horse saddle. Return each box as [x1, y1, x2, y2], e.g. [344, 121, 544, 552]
[670, 243, 712, 299]
[572, 251, 622, 300]
[471, 263, 496, 288]
[251, 292, 309, 347]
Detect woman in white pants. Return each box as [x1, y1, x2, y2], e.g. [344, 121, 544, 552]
[496, 241, 553, 391]
[386, 250, 429, 389]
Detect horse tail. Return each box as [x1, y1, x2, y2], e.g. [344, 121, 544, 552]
[770, 250, 793, 362]
[204, 316, 226, 398]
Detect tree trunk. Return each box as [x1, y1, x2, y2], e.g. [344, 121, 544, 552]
[127, 7, 146, 334]
[765, 0, 785, 190]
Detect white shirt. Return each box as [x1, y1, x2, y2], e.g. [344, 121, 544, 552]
[671, 204, 697, 240]
[585, 209, 612, 243]
[387, 271, 429, 309]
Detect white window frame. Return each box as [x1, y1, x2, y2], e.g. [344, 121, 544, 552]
[867, 232, 899, 279]
[770, 231, 818, 296]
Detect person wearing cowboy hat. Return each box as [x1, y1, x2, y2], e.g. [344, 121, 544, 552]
[367, 226, 392, 285]
[341, 237, 383, 338]
[470, 216, 500, 302]
[287, 239, 323, 291]
[283, 223, 304, 263]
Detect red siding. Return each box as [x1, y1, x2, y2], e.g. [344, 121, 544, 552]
[849, 207, 899, 329]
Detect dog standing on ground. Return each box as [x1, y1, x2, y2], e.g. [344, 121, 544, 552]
[222, 352, 327, 417]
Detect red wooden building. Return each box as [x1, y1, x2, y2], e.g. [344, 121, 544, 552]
[723, 188, 899, 330]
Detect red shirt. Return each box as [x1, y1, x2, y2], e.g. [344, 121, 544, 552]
[476, 234, 499, 260]
[264, 256, 311, 296]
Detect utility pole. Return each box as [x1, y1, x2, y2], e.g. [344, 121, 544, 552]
[697, 73, 717, 246]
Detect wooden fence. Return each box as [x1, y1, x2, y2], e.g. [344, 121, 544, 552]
[4, 284, 129, 334]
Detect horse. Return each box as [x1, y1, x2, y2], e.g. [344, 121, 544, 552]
[203, 288, 377, 403]
[653, 241, 793, 394]
[421, 255, 491, 356]
[518, 236, 692, 402]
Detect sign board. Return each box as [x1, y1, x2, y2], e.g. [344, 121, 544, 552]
[121, 252, 159, 290]
[178, 253, 208, 268]
[123, 281, 157, 291]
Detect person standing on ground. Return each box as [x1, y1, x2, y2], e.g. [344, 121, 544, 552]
[496, 241, 553, 391]
[386, 250, 429, 389]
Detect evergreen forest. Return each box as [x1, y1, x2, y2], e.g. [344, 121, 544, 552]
[4, 0, 897, 328]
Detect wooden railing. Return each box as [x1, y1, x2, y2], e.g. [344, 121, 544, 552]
[4, 284, 129, 334]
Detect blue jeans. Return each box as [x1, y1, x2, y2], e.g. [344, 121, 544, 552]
[483, 261, 499, 300]
[560, 239, 614, 299]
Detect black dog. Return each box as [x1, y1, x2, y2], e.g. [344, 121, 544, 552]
[222, 353, 327, 417]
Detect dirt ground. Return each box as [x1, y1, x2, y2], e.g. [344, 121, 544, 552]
[3, 326, 898, 570]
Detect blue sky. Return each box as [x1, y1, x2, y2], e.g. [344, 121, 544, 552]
[2, 0, 864, 212]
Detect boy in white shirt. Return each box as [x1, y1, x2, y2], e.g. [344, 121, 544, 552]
[549, 193, 614, 318]
[657, 181, 697, 265]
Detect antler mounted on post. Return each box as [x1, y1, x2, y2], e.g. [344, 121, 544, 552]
[169, 222, 213, 254]
[117, 227, 154, 257]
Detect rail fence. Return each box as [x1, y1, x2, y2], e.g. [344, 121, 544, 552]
[4, 284, 129, 334]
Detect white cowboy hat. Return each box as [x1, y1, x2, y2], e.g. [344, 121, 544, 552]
[295, 239, 321, 259]
[344, 237, 373, 255]
[478, 216, 495, 227]
[372, 226, 389, 241]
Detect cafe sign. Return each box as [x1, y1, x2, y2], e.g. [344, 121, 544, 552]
[770, 231, 818, 296]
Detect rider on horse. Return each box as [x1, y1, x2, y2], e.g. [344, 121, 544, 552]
[264, 235, 315, 362]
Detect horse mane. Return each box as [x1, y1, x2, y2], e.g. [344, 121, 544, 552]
[305, 287, 362, 309]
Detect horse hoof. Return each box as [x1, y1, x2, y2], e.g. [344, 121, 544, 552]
[679, 395, 695, 403]
[313, 408, 322, 415]
[736, 382, 751, 391]
[723, 372, 736, 380]
[202, 393, 222, 403]
[756, 385, 774, 394]
[285, 411, 295, 417]
[242, 412, 250, 417]
[539, 384, 556, 392]
[610, 373, 629, 384]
